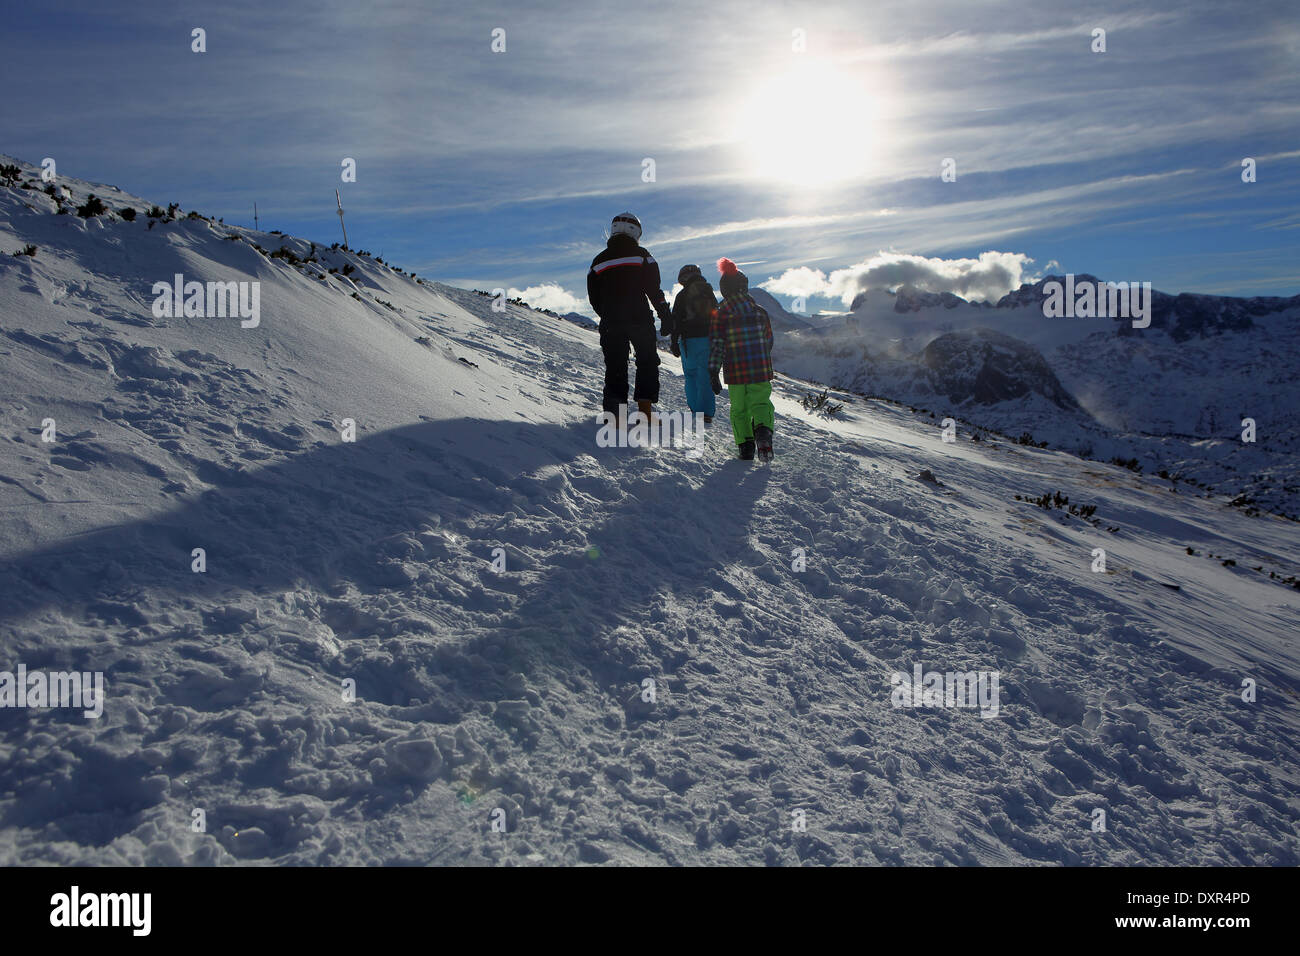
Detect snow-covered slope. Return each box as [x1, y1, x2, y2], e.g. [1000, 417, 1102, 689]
[1, 157, 1297, 865]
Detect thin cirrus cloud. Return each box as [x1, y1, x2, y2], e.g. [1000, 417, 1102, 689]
[478, 4, 1295, 308]
[0, 0, 1296, 311]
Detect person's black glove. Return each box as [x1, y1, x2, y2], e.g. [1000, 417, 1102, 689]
[711, 371, 722, 395]
[656, 304, 672, 337]
[670, 341, 680, 357]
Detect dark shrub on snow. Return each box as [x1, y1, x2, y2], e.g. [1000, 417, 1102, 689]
[76, 194, 108, 218]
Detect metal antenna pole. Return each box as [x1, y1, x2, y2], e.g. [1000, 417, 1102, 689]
[335, 189, 348, 250]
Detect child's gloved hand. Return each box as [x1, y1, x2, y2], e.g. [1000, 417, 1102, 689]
[710, 371, 722, 395]
[670, 341, 680, 357]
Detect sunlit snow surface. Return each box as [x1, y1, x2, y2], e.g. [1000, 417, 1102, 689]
[0, 158, 1296, 865]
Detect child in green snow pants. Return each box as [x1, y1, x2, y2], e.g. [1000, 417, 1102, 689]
[709, 259, 776, 454]
[728, 381, 774, 446]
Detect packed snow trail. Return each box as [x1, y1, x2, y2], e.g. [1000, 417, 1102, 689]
[0, 160, 1297, 864]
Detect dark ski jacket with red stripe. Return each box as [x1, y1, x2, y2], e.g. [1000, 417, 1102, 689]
[587, 234, 669, 327]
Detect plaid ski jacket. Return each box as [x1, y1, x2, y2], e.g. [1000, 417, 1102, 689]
[709, 292, 774, 385]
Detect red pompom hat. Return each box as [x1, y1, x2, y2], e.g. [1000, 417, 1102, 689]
[717, 257, 748, 298]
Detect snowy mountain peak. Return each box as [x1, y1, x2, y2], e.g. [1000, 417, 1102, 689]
[921, 328, 1080, 410]
[891, 285, 975, 313]
[749, 286, 813, 333]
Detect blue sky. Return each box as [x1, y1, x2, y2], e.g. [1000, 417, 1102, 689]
[3, 0, 1298, 314]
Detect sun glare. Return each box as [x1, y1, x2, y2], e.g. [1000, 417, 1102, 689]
[736, 59, 877, 188]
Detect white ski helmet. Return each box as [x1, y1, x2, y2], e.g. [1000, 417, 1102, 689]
[609, 211, 642, 241]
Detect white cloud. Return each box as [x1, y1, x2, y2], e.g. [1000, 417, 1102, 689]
[760, 251, 1035, 304]
[507, 283, 586, 314]
[760, 267, 836, 299]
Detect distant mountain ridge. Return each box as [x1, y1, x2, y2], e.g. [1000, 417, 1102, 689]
[845, 274, 1300, 339]
[993, 275, 1300, 342]
[770, 274, 1300, 519]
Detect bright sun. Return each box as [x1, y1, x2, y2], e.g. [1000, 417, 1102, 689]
[736, 59, 876, 188]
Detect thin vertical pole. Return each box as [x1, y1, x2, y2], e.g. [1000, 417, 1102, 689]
[254, 202, 258, 231]
[335, 189, 348, 250]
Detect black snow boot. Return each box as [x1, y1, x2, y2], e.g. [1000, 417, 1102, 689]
[754, 425, 773, 462]
[738, 439, 756, 460]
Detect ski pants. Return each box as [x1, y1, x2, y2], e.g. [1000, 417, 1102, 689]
[679, 336, 715, 418]
[727, 380, 775, 447]
[600, 319, 660, 414]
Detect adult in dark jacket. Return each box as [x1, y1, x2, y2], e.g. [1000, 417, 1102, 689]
[586, 212, 673, 423]
[670, 264, 720, 423]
